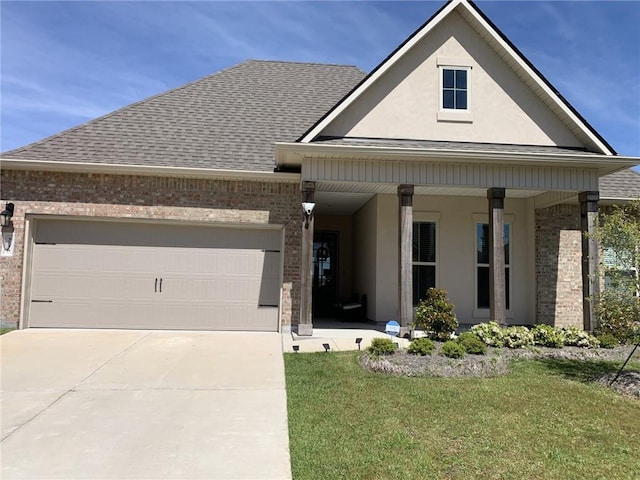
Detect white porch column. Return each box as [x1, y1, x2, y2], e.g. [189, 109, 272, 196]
[298, 181, 315, 336]
[398, 184, 414, 332]
[579, 191, 600, 332]
[488, 187, 506, 326]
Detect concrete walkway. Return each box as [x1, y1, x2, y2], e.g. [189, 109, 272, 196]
[1, 329, 291, 480]
[281, 319, 411, 353]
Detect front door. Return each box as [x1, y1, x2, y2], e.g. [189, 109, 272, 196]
[313, 231, 338, 316]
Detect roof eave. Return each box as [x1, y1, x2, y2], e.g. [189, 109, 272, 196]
[0, 158, 301, 182]
[276, 142, 638, 173]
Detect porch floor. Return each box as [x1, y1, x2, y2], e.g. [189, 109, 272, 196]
[282, 317, 411, 353]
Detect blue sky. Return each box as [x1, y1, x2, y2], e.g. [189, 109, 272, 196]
[2, 1, 639, 158]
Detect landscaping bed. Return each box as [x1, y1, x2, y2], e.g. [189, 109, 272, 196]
[360, 343, 640, 398]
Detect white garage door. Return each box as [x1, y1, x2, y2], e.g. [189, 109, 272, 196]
[28, 219, 282, 331]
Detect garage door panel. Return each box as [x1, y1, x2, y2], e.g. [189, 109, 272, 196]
[30, 220, 282, 331]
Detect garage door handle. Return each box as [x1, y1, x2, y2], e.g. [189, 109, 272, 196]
[159, 278, 163, 293]
[155, 278, 158, 292]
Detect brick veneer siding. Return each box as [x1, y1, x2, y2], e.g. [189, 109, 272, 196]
[535, 204, 583, 328]
[0, 169, 301, 330]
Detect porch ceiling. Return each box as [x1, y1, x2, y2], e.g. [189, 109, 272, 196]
[315, 182, 546, 215]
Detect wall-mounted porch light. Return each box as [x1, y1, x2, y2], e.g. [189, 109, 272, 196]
[1, 203, 15, 256]
[302, 202, 315, 230]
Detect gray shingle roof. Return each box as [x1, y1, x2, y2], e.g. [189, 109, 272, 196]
[600, 168, 640, 200]
[311, 136, 601, 156]
[2, 60, 366, 171]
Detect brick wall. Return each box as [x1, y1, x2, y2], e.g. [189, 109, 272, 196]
[535, 204, 583, 327]
[0, 169, 301, 330]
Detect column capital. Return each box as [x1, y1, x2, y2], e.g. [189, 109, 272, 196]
[398, 184, 414, 207]
[487, 187, 506, 200]
[301, 181, 315, 202]
[301, 181, 316, 193]
[578, 191, 599, 204]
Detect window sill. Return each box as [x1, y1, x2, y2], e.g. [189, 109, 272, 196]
[437, 110, 473, 123]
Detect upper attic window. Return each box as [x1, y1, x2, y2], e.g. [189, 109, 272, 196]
[442, 68, 468, 110]
[436, 58, 473, 123]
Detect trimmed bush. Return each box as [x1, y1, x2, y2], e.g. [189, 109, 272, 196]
[471, 322, 505, 347]
[562, 326, 600, 349]
[414, 288, 458, 341]
[502, 326, 534, 349]
[367, 338, 398, 356]
[456, 332, 487, 355]
[596, 333, 619, 349]
[531, 324, 565, 348]
[441, 340, 466, 359]
[407, 337, 435, 356]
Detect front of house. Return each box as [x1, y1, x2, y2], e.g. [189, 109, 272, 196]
[1, 0, 638, 334]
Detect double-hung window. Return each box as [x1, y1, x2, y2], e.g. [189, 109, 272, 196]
[413, 221, 437, 306]
[476, 222, 510, 310]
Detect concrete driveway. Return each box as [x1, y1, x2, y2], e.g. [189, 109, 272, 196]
[0, 329, 292, 480]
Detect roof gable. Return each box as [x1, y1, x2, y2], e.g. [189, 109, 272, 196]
[2, 61, 365, 171]
[299, 0, 615, 156]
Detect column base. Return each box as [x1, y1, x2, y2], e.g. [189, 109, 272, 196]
[296, 323, 313, 336]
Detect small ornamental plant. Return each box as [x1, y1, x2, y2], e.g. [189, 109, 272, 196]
[414, 288, 458, 341]
[595, 333, 618, 349]
[407, 337, 435, 356]
[441, 340, 466, 359]
[531, 324, 565, 348]
[470, 321, 505, 347]
[562, 326, 600, 349]
[502, 326, 534, 349]
[456, 332, 487, 355]
[367, 337, 398, 356]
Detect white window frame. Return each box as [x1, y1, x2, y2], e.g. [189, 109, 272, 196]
[412, 212, 440, 306]
[437, 57, 473, 123]
[472, 213, 514, 319]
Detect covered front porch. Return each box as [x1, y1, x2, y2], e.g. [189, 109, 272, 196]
[277, 139, 636, 336]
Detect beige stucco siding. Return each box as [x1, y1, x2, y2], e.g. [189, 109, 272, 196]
[322, 11, 583, 149]
[352, 196, 379, 319]
[365, 194, 535, 326]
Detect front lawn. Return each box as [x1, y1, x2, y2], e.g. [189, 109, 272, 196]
[285, 351, 640, 480]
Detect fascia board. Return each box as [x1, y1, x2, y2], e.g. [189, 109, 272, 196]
[0, 158, 301, 182]
[298, 0, 460, 144]
[275, 142, 639, 170]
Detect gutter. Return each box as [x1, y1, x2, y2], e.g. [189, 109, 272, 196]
[275, 142, 639, 175]
[0, 158, 301, 182]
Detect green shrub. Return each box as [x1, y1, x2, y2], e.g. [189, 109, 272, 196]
[562, 326, 600, 349]
[414, 288, 458, 341]
[596, 333, 619, 349]
[595, 291, 640, 344]
[407, 337, 435, 356]
[502, 326, 534, 349]
[367, 338, 398, 356]
[441, 340, 466, 359]
[456, 332, 487, 355]
[531, 324, 565, 348]
[470, 322, 505, 347]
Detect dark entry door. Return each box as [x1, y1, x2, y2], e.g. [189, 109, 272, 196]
[313, 231, 338, 316]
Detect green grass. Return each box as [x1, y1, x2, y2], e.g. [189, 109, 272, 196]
[285, 352, 640, 480]
[0, 327, 15, 335]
